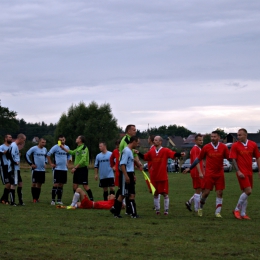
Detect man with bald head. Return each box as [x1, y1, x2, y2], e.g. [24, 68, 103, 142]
[230, 128, 260, 220]
[137, 136, 185, 215]
[9, 133, 26, 206]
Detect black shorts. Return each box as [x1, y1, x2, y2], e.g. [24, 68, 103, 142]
[53, 170, 67, 184]
[99, 178, 115, 188]
[119, 171, 135, 197]
[0, 165, 11, 185]
[32, 170, 45, 184]
[10, 170, 22, 185]
[73, 167, 88, 185]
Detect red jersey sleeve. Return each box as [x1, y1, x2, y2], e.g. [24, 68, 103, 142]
[253, 143, 260, 159]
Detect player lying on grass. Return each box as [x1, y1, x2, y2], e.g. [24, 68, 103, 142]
[57, 187, 115, 209]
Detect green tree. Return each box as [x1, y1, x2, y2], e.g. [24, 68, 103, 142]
[203, 134, 211, 145]
[55, 101, 119, 160]
[214, 128, 227, 139]
[0, 103, 19, 139]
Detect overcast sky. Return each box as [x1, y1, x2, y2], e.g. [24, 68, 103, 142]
[1, 0, 260, 134]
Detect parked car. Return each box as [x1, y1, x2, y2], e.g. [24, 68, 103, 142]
[181, 159, 191, 172]
[223, 159, 232, 172]
[252, 158, 258, 172]
[143, 159, 176, 172]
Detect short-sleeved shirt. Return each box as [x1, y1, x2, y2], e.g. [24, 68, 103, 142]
[9, 142, 20, 171]
[148, 145, 155, 174]
[120, 147, 134, 172]
[190, 145, 203, 178]
[229, 140, 260, 176]
[47, 144, 71, 171]
[198, 142, 229, 176]
[143, 147, 176, 181]
[69, 144, 89, 167]
[119, 134, 137, 159]
[26, 146, 48, 171]
[94, 151, 114, 179]
[0, 144, 10, 166]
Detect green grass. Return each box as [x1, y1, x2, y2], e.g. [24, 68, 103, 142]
[1, 168, 260, 260]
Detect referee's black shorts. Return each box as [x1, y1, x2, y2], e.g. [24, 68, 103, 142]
[0, 165, 11, 185]
[73, 167, 89, 185]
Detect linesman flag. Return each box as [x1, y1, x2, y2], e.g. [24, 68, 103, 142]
[142, 171, 156, 195]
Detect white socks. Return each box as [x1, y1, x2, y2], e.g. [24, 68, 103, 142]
[71, 192, 80, 206]
[154, 196, 160, 210]
[164, 195, 169, 212]
[189, 195, 194, 204]
[194, 194, 200, 212]
[235, 192, 248, 216]
[215, 198, 223, 214]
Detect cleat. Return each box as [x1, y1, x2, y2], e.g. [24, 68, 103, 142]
[241, 215, 251, 220]
[51, 201, 56, 205]
[156, 211, 160, 215]
[56, 205, 67, 209]
[56, 201, 63, 205]
[185, 201, 192, 212]
[110, 207, 115, 214]
[125, 212, 131, 215]
[215, 213, 222, 218]
[198, 208, 203, 217]
[1, 200, 5, 204]
[164, 211, 169, 215]
[33, 199, 37, 203]
[10, 203, 17, 206]
[114, 215, 122, 218]
[131, 215, 140, 218]
[19, 202, 25, 206]
[66, 206, 76, 210]
[233, 210, 242, 220]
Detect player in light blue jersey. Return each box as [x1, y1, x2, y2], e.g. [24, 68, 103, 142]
[26, 138, 48, 203]
[94, 142, 115, 200]
[0, 134, 13, 204]
[9, 133, 26, 206]
[47, 135, 71, 205]
[113, 136, 140, 218]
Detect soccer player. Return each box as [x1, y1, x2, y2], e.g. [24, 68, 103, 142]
[137, 136, 185, 215]
[0, 134, 13, 204]
[60, 135, 94, 201]
[230, 128, 260, 220]
[94, 142, 115, 200]
[65, 187, 115, 209]
[9, 133, 26, 206]
[26, 138, 48, 202]
[47, 135, 71, 205]
[110, 140, 120, 191]
[187, 131, 229, 218]
[183, 134, 204, 212]
[119, 125, 142, 214]
[113, 136, 140, 218]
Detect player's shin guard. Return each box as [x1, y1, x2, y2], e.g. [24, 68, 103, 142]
[200, 197, 206, 209]
[164, 195, 169, 212]
[52, 186, 57, 201]
[17, 187, 23, 204]
[71, 192, 80, 207]
[31, 187, 37, 200]
[194, 194, 201, 212]
[114, 200, 122, 217]
[86, 189, 94, 201]
[57, 187, 63, 202]
[154, 195, 160, 210]
[240, 199, 248, 217]
[215, 198, 223, 214]
[10, 189, 15, 204]
[125, 196, 131, 214]
[103, 191, 109, 201]
[129, 199, 137, 217]
[235, 192, 248, 212]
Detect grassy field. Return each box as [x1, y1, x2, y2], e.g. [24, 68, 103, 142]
[1, 166, 260, 260]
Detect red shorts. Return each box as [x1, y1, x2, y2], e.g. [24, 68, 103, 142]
[236, 174, 253, 190]
[203, 175, 225, 191]
[192, 176, 204, 190]
[93, 200, 114, 209]
[79, 196, 93, 209]
[152, 180, 168, 195]
[114, 170, 119, 187]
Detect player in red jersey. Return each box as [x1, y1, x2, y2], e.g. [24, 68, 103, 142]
[63, 187, 115, 209]
[137, 136, 185, 215]
[183, 134, 204, 212]
[188, 131, 229, 218]
[110, 140, 120, 188]
[230, 128, 260, 220]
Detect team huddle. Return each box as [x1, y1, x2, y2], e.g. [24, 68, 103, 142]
[0, 125, 259, 220]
